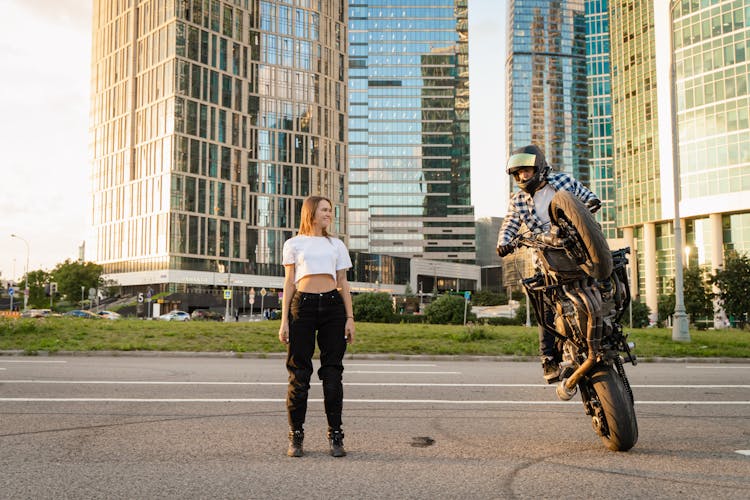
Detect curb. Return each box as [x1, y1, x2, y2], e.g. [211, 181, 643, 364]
[0, 350, 748, 364]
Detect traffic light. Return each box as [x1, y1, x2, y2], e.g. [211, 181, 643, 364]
[50, 282, 58, 294]
[44, 284, 51, 297]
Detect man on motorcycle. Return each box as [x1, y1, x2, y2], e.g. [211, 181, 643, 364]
[496, 144, 601, 382]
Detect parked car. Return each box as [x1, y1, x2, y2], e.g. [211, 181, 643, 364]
[64, 309, 102, 319]
[158, 310, 191, 321]
[97, 310, 122, 320]
[191, 309, 224, 321]
[21, 309, 54, 318]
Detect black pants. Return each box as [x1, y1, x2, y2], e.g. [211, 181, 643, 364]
[527, 287, 558, 359]
[286, 290, 347, 431]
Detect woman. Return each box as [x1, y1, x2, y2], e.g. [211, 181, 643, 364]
[279, 195, 355, 457]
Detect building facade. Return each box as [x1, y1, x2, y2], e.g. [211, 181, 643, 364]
[346, 0, 475, 263]
[89, 0, 480, 308]
[90, 0, 348, 293]
[609, 0, 750, 323]
[585, 0, 618, 238]
[506, 0, 589, 181]
[673, 0, 750, 272]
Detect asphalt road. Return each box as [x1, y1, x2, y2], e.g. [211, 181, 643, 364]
[1, 355, 748, 499]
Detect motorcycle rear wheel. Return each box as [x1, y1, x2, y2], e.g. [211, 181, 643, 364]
[589, 366, 638, 451]
[549, 190, 613, 280]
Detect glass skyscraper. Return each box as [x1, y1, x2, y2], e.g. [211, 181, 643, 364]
[90, 0, 348, 290]
[346, 0, 475, 263]
[506, 0, 588, 182]
[585, 0, 617, 238]
[608, 0, 750, 324]
[673, 0, 750, 268]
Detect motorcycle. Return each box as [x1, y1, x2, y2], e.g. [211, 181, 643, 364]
[511, 190, 638, 452]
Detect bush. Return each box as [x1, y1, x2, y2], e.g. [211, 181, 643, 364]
[622, 299, 650, 328]
[424, 294, 475, 325]
[514, 298, 538, 326]
[483, 317, 522, 326]
[352, 292, 394, 323]
[471, 289, 507, 306]
[394, 314, 426, 324]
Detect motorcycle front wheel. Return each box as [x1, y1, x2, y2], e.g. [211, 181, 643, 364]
[549, 190, 613, 280]
[589, 366, 638, 451]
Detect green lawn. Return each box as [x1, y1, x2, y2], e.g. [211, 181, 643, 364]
[1, 317, 749, 359]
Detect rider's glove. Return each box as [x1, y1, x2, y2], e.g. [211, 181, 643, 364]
[497, 244, 514, 257]
[586, 198, 602, 214]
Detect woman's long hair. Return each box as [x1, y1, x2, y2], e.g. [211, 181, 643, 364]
[298, 195, 332, 237]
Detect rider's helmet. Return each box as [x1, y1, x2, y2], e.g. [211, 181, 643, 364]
[506, 144, 550, 194]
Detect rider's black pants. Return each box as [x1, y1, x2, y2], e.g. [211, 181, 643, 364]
[285, 290, 347, 431]
[527, 288, 557, 359]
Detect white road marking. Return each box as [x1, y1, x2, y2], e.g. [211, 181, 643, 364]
[0, 360, 67, 363]
[347, 363, 437, 367]
[348, 371, 461, 375]
[0, 398, 747, 405]
[1, 380, 749, 388]
[685, 365, 750, 369]
[735, 450, 750, 456]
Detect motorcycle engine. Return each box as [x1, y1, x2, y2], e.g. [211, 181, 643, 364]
[555, 298, 578, 337]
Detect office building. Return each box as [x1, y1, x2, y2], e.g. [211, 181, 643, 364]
[609, 0, 750, 323]
[90, 1, 349, 296]
[585, 0, 617, 238]
[347, 0, 475, 263]
[506, 0, 589, 181]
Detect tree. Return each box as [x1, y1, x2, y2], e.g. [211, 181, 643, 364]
[622, 299, 650, 328]
[424, 294, 475, 325]
[657, 294, 675, 327]
[51, 260, 104, 304]
[711, 250, 750, 328]
[23, 269, 51, 308]
[352, 292, 394, 323]
[683, 266, 713, 327]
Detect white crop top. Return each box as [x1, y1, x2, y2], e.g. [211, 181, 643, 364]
[282, 235, 352, 284]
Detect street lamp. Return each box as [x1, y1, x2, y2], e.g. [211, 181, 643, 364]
[668, 3, 690, 342]
[11, 234, 30, 312]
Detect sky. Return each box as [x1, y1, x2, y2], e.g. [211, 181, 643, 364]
[0, 0, 507, 281]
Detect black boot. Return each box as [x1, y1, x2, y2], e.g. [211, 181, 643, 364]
[542, 356, 560, 383]
[328, 429, 346, 457]
[287, 429, 304, 457]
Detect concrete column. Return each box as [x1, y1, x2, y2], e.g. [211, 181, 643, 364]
[622, 227, 637, 299]
[643, 223, 658, 325]
[710, 213, 727, 328]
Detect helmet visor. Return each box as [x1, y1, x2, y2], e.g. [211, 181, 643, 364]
[506, 153, 538, 173]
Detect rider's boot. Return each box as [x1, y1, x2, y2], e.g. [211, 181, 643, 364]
[542, 356, 561, 383]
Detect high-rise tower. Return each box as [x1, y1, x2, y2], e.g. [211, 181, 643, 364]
[90, 1, 348, 290]
[506, 0, 588, 181]
[609, 0, 750, 325]
[585, 0, 617, 238]
[347, 1, 475, 263]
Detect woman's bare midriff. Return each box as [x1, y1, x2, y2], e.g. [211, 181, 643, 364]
[296, 273, 337, 293]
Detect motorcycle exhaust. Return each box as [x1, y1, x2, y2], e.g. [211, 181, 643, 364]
[558, 283, 602, 398]
[556, 378, 578, 400]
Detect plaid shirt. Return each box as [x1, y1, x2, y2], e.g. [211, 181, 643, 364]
[497, 172, 598, 247]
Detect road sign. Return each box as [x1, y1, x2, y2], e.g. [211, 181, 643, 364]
[224, 289, 232, 300]
[249, 297, 255, 305]
[260, 288, 267, 297]
[137, 293, 144, 303]
[8, 287, 14, 296]
[464, 291, 471, 300]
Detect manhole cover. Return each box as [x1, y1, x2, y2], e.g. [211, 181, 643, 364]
[411, 436, 435, 448]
